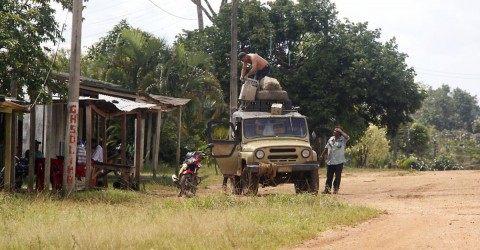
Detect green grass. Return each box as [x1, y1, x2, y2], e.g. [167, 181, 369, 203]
[0, 164, 380, 249]
[0, 191, 379, 249]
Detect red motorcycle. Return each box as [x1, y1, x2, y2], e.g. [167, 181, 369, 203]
[172, 144, 213, 197]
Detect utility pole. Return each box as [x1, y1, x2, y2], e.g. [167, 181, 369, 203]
[63, 0, 82, 195]
[229, 0, 238, 124]
[195, 0, 204, 30]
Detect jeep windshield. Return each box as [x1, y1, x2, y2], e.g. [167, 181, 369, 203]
[243, 117, 307, 139]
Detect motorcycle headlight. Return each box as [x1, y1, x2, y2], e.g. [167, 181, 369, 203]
[255, 150, 265, 159]
[301, 149, 311, 158]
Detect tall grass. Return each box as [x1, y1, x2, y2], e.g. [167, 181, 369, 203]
[0, 191, 378, 249]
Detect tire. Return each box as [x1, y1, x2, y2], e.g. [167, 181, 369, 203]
[307, 169, 319, 194]
[294, 170, 319, 194]
[233, 175, 242, 195]
[242, 167, 259, 195]
[180, 173, 197, 197]
[294, 173, 308, 194]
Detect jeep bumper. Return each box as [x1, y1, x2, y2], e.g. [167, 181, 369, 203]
[247, 161, 319, 173]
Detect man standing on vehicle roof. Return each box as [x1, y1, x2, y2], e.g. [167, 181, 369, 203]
[238, 52, 270, 82]
[319, 126, 350, 194]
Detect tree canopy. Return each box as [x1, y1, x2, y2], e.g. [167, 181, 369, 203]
[0, 0, 71, 100]
[415, 85, 479, 132]
[178, 0, 425, 141]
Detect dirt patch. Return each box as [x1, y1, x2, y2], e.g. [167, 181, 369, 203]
[291, 170, 480, 250]
[153, 170, 480, 249]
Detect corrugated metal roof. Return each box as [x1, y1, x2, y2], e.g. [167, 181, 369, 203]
[0, 97, 30, 112]
[99, 94, 156, 112]
[50, 71, 190, 109]
[149, 94, 190, 107]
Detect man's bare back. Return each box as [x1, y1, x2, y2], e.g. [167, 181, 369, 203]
[239, 53, 269, 81]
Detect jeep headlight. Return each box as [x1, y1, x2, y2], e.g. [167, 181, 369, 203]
[301, 149, 311, 158]
[255, 150, 265, 159]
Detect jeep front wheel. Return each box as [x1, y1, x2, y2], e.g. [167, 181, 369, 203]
[242, 167, 259, 195]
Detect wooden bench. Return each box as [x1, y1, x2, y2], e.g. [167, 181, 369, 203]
[93, 162, 134, 189]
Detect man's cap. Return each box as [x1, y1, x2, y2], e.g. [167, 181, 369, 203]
[35, 140, 41, 144]
[238, 52, 247, 60]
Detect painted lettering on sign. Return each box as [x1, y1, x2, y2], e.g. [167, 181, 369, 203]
[66, 103, 78, 185]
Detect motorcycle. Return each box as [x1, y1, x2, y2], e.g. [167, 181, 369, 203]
[0, 156, 29, 189]
[172, 143, 213, 197]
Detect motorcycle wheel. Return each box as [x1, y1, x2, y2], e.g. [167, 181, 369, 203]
[180, 173, 197, 198]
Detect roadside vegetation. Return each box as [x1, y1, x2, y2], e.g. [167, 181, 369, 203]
[2, 0, 480, 247]
[0, 165, 380, 249]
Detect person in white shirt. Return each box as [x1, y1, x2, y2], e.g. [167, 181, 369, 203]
[319, 126, 350, 194]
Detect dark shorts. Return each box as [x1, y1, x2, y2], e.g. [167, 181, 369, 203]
[255, 65, 270, 81]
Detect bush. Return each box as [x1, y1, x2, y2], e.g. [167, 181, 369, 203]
[408, 156, 463, 171]
[398, 157, 418, 169]
[429, 156, 463, 171]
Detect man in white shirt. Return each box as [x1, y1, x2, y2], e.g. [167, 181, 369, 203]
[319, 126, 350, 194]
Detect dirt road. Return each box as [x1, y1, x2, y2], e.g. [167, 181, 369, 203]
[291, 170, 480, 250]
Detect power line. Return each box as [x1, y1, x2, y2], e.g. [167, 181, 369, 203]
[416, 70, 480, 80]
[145, 0, 197, 20]
[415, 67, 480, 78]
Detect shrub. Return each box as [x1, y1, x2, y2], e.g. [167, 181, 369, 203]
[398, 157, 418, 169]
[398, 153, 463, 171]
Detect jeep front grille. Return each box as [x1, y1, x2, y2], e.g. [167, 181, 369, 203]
[267, 148, 298, 162]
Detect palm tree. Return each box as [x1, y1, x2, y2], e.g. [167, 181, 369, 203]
[162, 44, 227, 140]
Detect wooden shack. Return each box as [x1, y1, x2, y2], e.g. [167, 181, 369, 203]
[0, 96, 30, 191]
[19, 73, 189, 191]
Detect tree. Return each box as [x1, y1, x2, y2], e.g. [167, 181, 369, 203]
[415, 85, 479, 132]
[407, 122, 430, 157]
[348, 125, 390, 167]
[162, 44, 226, 135]
[82, 20, 169, 92]
[0, 0, 72, 100]
[452, 88, 479, 132]
[472, 119, 480, 134]
[81, 21, 226, 163]
[178, 0, 425, 142]
[189, 0, 227, 26]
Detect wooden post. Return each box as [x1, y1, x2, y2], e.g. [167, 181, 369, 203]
[140, 112, 145, 171]
[134, 112, 143, 185]
[10, 75, 19, 191]
[195, 0, 204, 30]
[28, 106, 35, 191]
[230, 0, 239, 125]
[176, 107, 182, 173]
[4, 111, 12, 191]
[121, 114, 126, 165]
[63, 0, 82, 194]
[85, 104, 92, 189]
[44, 91, 53, 190]
[153, 110, 162, 178]
[145, 113, 152, 162]
[101, 116, 107, 162]
[10, 111, 17, 190]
